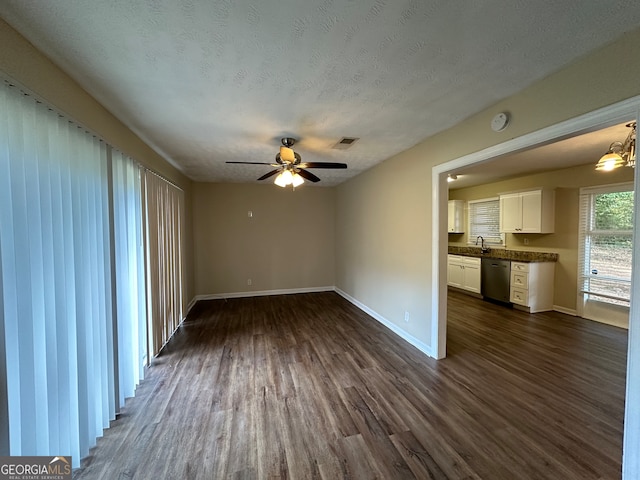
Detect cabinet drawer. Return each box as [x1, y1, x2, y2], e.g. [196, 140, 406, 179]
[510, 287, 529, 306]
[511, 271, 529, 289]
[462, 256, 481, 266]
[447, 255, 462, 265]
[511, 262, 529, 273]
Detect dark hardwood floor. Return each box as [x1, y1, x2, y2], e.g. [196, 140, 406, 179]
[73, 290, 628, 479]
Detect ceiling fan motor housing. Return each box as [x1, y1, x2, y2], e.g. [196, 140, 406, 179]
[276, 150, 301, 165]
[281, 137, 296, 148]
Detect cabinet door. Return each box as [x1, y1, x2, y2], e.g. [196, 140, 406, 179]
[448, 200, 464, 233]
[520, 190, 543, 233]
[500, 193, 522, 232]
[462, 264, 481, 294]
[447, 262, 463, 288]
[447, 201, 456, 232]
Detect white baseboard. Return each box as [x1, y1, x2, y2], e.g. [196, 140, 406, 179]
[189, 285, 336, 305]
[187, 286, 433, 358]
[335, 288, 433, 358]
[553, 305, 578, 316]
[185, 297, 199, 318]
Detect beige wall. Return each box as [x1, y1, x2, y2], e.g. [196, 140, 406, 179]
[336, 148, 432, 340]
[0, 18, 195, 303]
[192, 183, 336, 296]
[335, 27, 640, 352]
[448, 164, 634, 311]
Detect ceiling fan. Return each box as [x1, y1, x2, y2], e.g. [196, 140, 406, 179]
[226, 137, 347, 187]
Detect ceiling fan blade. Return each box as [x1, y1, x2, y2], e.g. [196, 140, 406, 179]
[296, 168, 321, 183]
[257, 169, 281, 181]
[298, 162, 347, 169]
[280, 146, 296, 163]
[226, 161, 275, 165]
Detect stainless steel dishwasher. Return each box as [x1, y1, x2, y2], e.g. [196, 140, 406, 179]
[481, 258, 511, 303]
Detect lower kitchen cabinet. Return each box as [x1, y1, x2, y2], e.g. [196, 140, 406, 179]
[447, 255, 481, 294]
[510, 261, 555, 313]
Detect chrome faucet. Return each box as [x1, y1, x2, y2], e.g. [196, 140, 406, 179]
[476, 235, 490, 254]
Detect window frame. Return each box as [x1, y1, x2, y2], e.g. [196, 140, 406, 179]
[466, 197, 504, 246]
[578, 182, 633, 306]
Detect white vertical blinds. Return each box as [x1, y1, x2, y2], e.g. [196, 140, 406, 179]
[144, 170, 184, 357]
[0, 81, 152, 467]
[0, 82, 112, 464]
[111, 150, 147, 403]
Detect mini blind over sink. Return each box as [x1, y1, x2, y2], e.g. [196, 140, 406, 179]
[468, 198, 503, 245]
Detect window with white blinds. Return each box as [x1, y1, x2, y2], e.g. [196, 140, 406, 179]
[467, 197, 503, 245]
[578, 183, 633, 306]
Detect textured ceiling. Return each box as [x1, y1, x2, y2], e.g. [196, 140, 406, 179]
[2, 1, 640, 186]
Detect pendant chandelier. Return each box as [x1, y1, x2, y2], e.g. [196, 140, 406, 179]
[595, 122, 636, 171]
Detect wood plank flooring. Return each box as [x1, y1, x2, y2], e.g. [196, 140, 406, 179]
[73, 290, 628, 479]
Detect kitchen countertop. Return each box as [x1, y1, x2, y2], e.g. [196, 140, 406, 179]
[448, 246, 558, 263]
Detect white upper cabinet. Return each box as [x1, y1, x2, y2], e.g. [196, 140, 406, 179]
[499, 189, 555, 233]
[448, 200, 465, 233]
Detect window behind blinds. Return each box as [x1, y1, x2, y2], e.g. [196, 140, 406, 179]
[468, 198, 503, 245]
[578, 183, 633, 306]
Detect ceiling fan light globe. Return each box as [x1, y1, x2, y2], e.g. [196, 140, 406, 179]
[292, 173, 304, 187]
[282, 169, 293, 184]
[274, 172, 288, 187]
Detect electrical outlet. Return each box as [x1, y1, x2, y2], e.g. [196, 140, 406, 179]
[247, 210, 253, 218]
[247, 278, 252, 286]
[404, 311, 410, 322]
[523, 238, 529, 245]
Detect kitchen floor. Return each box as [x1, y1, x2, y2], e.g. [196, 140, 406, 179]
[446, 288, 627, 479]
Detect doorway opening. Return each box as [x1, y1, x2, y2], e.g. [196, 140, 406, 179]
[431, 97, 639, 359]
[432, 96, 640, 478]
